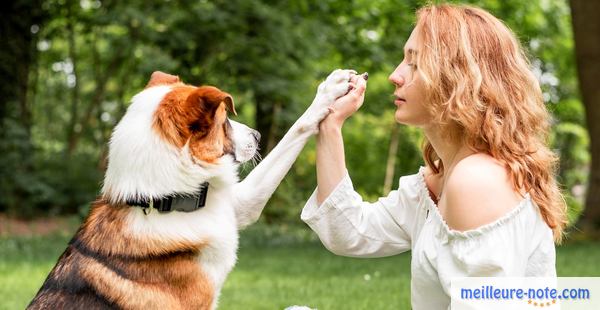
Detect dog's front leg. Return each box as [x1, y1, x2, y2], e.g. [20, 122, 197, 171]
[233, 69, 355, 229]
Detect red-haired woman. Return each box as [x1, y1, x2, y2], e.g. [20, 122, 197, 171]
[302, 4, 567, 309]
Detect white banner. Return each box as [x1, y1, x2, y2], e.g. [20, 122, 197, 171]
[451, 277, 600, 309]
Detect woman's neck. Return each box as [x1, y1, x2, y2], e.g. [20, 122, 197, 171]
[423, 125, 474, 175]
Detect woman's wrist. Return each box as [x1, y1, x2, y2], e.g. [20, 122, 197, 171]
[319, 116, 344, 133]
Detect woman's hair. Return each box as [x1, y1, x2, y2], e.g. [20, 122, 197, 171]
[414, 4, 567, 241]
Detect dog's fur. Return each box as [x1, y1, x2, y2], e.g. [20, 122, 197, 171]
[27, 70, 353, 309]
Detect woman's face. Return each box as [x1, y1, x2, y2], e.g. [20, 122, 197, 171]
[388, 28, 431, 127]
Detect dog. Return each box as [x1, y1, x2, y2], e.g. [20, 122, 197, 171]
[27, 69, 354, 309]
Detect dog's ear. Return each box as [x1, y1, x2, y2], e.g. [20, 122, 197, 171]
[186, 86, 236, 133]
[145, 71, 181, 88]
[191, 86, 236, 116]
[222, 95, 236, 116]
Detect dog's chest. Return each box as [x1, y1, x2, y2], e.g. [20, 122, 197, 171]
[195, 204, 239, 293]
[183, 193, 239, 294]
[128, 193, 239, 291]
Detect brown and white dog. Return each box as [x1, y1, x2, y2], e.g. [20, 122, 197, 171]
[27, 69, 354, 309]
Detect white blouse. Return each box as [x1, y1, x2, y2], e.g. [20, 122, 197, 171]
[301, 167, 556, 310]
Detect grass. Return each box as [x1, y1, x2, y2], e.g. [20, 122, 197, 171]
[1, 223, 599, 310]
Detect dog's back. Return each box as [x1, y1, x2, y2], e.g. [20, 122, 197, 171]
[28, 245, 120, 309]
[28, 201, 216, 310]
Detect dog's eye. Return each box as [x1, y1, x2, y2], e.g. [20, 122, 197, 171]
[189, 122, 210, 133]
[189, 123, 201, 132]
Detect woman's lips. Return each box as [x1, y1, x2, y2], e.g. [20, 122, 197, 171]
[394, 98, 406, 106]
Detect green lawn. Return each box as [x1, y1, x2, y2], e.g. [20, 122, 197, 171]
[1, 224, 599, 310]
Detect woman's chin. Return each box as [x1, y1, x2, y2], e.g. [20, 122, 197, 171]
[394, 110, 430, 127]
[394, 110, 409, 124]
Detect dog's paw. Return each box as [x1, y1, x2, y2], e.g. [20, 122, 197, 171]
[295, 69, 356, 135]
[300, 69, 355, 128]
[315, 69, 356, 104]
[297, 106, 332, 135]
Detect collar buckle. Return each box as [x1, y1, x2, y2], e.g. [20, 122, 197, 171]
[143, 200, 154, 215]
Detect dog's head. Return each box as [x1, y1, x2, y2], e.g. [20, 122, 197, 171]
[102, 71, 259, 203]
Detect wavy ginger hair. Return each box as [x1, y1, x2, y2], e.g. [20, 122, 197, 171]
[414, 4, 567, 241]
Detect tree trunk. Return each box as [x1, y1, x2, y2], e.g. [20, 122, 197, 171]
[266, 101, 282, 154]
[0, 0, 47, 214]
[570, 0, 600, 235]
[254, 92, 276, 157]
[384, 123, 400, 194]
[0, 1, 44, 131]
[66, 3, 81, 156]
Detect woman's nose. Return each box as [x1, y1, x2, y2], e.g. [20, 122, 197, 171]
[388, 69, 405, 87]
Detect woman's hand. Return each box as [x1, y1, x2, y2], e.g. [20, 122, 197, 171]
[321, 73, 368, 130]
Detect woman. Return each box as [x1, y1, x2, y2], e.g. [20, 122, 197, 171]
[301, 4, 568, 309]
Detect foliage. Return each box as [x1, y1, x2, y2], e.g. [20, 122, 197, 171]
[0, 120, 54, 218]
[0, 0, 589, 226]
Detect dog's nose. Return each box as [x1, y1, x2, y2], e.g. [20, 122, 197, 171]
[252, 131, 261, 142]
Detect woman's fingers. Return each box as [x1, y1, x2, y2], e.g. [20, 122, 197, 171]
[348, 71, 367, 84]
[353, 74, 367, 98]
[348, 81, 357, 91]
[335, 79, 366, 112]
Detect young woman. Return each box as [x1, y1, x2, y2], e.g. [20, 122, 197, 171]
[301, 4, 568, 309]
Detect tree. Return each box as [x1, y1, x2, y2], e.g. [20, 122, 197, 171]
[0, 0, 48, 216]
[570, 0, 600, 236]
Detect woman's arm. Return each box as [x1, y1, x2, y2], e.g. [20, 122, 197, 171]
[316, 75, 367, 204]
[316, 122, 347, 204]
[232, 69, 354, 228]
[305, 74, 420, 257]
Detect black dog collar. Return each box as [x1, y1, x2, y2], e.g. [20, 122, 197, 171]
[127, 182, 209, 214]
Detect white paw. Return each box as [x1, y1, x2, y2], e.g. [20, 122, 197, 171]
[315, 69, 356, 106]
[296, 69, 355, 135]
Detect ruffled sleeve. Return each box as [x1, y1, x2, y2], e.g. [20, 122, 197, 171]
[301, 170, 423, 258]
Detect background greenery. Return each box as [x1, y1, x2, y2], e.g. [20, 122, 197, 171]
[0, 0, 589, 225]
[1, 0, 597, 309]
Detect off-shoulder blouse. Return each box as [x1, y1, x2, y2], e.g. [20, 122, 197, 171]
[301, 167, 556, 309]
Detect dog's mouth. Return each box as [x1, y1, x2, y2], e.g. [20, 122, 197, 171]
[227, 120, 260, 165]
[234, 146, 261, 172]
[234, 142, 260, 164]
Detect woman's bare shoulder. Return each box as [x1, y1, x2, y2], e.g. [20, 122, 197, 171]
[443, 154, 525, 232]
